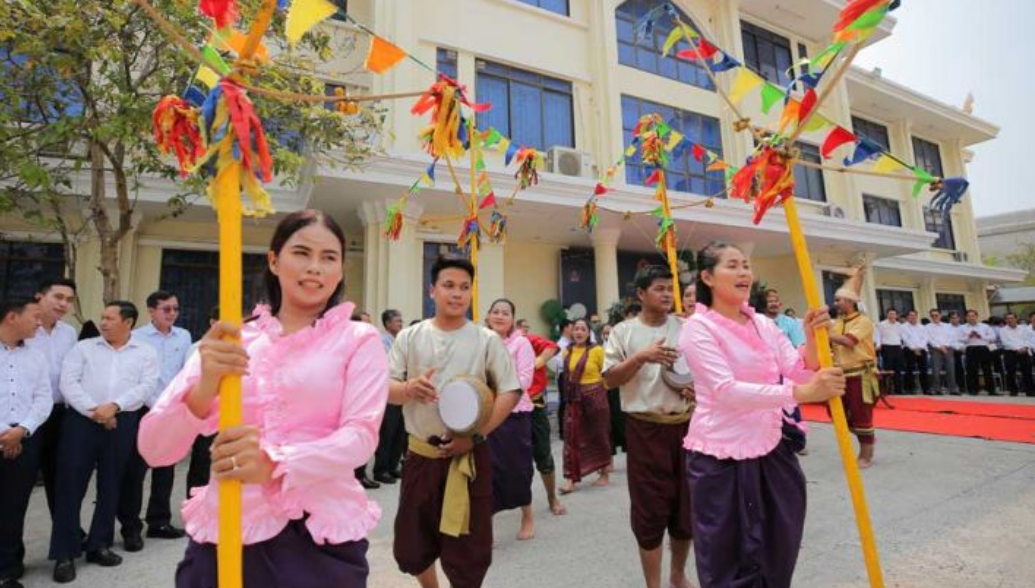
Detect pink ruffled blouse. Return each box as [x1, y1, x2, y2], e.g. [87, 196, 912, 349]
[504, 332, 536, 413]
[138, 302, 388, 546]
[679, 304, 813, 460]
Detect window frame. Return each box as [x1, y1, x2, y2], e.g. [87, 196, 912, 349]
[876, 288, 916, 318]
[851, 116, 891, 152]
[474, 58, 575, 151]
[935, 293, 967, 316]
[740, 20, 794, 86]
[615, 0, 714, 91]
[437, 48, 459, 80]
[0, 240, 66, 301]
[924, 206, 957, 250]
[513, 0, 570, 16]
[793, 142, 827, 202]
[159, 249, 267, 339]
[621, 94, 725, 196]
[862, 194, 903, 228]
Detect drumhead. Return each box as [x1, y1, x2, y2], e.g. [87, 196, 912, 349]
[663, 356, 694, 389]
[439, 380, 481, 431]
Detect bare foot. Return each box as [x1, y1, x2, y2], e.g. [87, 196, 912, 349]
[857, 457, 873, 469]
[592, 473, 610, 487]
[858, 445, 874, 469]
[669, 576, 697, 588]
[517, 523, 535, 540]
[559, 481, 576, 495]
[549, 499, 568, 515]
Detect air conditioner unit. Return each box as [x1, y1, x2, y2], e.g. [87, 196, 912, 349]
[820, 204, 846, 219]
[546, 146, 594, 178]
[952, 250, 969, 263]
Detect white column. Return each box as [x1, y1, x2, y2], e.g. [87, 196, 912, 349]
[385, 198, 425, 322]
[358, 201, 385, 319]
[476, 241, 506, 321]
[591, 228, 621, 317]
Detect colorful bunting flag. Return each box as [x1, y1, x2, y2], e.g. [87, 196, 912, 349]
[911, 167, 937, 197]
[286, 0, 339, 45]
[821, 126, 857, 159]
[843, 137, 884, 167]
[729, 68, 764, 105]
[760, 83, 784, 115]
[364, 35, 407, 73]
[873, 155, 906, 174]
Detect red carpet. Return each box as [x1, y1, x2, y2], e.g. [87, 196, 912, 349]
[800, 397, 1035, 444]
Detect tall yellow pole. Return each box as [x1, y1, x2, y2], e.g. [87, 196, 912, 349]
[214, 161, 243, 588]
[783, 197, 885, 587]
[468, 119, 480, 322]
[657, 171, 683, 315]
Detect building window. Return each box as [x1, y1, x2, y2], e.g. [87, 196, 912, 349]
[437, 48, 458, 80]
[822, 270, 846, 314]
[475, 59, 574, 151]
[876, 289, 915, 318]
[793, 142, 826, 202]
[621, 95, 724, 195]
[851, 116, 891, 152]
[741, 21, 794, 86]
[0, 241, 66, 300]
[615, 0, 714, 91]
[936, 293, 967, 315]
[329, 0, 347, 22]
[924, 206, 956, 250]
[863, 195, 902, 227]
[514, 0, 569, 16]
[160, 249, 267, 340]
[912, 137, 944, 177]
[1, 47, 84, 123]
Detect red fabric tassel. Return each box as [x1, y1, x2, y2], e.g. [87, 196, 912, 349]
[152, 95, 205, 177]
[220, 80, 272, 182]
[645, 169, 661, 186]
[199, 0, 238, 29]
[594, 183, 608, 196]
[835, 0, 888, 31]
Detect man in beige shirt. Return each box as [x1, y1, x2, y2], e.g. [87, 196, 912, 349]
[603, 266, 695, 588]
[387, 256, 521, 588]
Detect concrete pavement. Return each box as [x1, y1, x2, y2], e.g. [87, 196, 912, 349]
[15, 403, 1035, 587]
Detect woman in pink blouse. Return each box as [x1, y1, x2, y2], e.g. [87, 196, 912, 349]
[138, 210, 388, 588]
[679, 242, 845, 588]
[485, 298, 538, 540]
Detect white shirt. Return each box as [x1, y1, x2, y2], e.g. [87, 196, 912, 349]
[59, 337, 159, 418]
[925, 322, 958, 349]
[133, 323, 192, 407]
[877, 320, 903, 346]
[960, 323, 996, 348]
[949, 324, 966, 350]
[25, 321, 78, 404]
[1, 343, 53, 435]
[999, 325, 1031, 352]
[381, 332, 396, 353]
[900, 322, 930, 351]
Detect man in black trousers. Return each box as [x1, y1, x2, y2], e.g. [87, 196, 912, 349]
[373, 309, 406, 484]
[0, 299, 53, 588]
[49, 302, 158, 583]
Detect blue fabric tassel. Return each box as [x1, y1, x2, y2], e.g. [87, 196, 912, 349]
[930, 177, 969, 215]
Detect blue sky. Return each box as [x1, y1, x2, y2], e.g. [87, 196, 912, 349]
[853, 0, 1035, 218]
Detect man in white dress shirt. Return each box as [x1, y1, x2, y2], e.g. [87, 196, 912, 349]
[26, 278, 78, 521]
[877, 309, 905, 394]
[925, 309, 960, 395]
[49, 301, 159, 583]
[118, 291, 191, 551]
[961, 309, 998, 396]
[0, 299, 53, 588]
[999, 312, 1033, 396]
[900, 309, 931, 395]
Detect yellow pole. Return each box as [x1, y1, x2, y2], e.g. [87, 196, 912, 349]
[783, 197, 885, 587]
[468, 119, 480, 322]
[657, 171, 683, 315]
[214, 161, 243, 588]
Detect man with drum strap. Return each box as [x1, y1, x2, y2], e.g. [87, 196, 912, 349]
[387, 255, 521, 588]
[602, 266, 696, 588]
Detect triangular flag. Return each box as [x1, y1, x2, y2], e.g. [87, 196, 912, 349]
[707, 160, 728, 172]
[504, 142, 519, 166]
[364, 35, 407, 74]
[594, 183, 608, 196]
[479, 192, 497, 209]
[873, 154, 906, 174]
[286, 0, 339, 45]
[821, 126, 857, 159]
[803, 113, 833, 133]
[425, 160, 437, 183]
[843, 137, 883, 167]
[201, 45, 231, 75]
[666, 130, 684, 152]
[195, 65, 220, 89]
[708, 53, 741, 73]
[661, 27, 685, 57]
[691, 144, 706, 163]
[498, 137, 511, 157]
[798, 88, 818, 124]
[760, 83, 784, 115]
[645, 169, 661, 186]
[779, 100, 801, 130]
[729, 68, 764, 105]
[911, 167, 936, 197]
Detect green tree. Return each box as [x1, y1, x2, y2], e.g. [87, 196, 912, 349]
[1005, 242, 1035, 286]
[0, 0, 382, 301]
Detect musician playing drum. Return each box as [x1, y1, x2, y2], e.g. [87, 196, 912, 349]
[387, 255, 521, 588]
[602, 266, 697, 588]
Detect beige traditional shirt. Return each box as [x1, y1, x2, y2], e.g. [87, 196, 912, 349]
[603, 315, 691, 415]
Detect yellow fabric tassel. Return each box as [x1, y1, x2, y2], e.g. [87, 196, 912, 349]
[408, 435, 476, 537]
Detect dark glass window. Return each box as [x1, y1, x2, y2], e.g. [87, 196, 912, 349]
[740, 21, 793, 86]
[912, 137, 944, 177]
[422, 242, 471, 320]
[515, 0, 569, 16]
[822, 270, 846, 315]
[936, 294, 967, 315]
[924, 206, 956, 250]
[863, 195, 903, 227]
[615, 0, 714, 91]
[330, 0, 347, 22]
[0, 241, 66, 300]
[159, 249, 267, 340]
[793, 142, 826, 202]
[437, 48, 458, 80]
[475, 59, 574, 151]
[851, 116, 891, 152]
[621, 95, 724, 196]
[877, 289, 915, 317]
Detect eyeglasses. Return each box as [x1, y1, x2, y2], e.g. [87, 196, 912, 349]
[158, 306, 180, 313]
